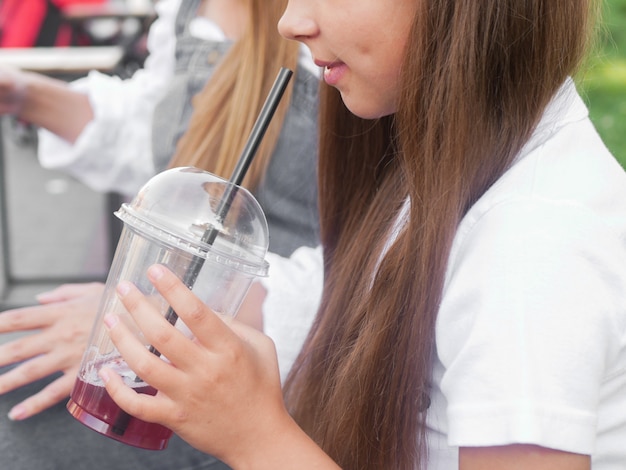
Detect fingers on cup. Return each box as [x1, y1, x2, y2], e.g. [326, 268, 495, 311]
[146, 264, 232, 347]
[98, 366, 160, 423]
[112, 280, 191, 386]
[102, 310, 167, 390]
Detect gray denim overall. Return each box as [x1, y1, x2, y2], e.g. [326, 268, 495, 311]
[151, 0, 320, 257]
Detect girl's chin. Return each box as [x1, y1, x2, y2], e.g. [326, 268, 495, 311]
[341, 94, 395, 120]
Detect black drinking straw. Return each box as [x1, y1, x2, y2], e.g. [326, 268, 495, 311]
[161, 65, 294, 331]
[112, 68, 294, 436]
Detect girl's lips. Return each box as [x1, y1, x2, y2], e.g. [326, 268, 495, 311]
[321, 62, 346, 86]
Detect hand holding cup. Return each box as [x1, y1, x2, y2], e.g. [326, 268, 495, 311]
[101, 264, 289, 464]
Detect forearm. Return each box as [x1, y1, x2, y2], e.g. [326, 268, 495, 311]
[226, 414, 341, 470]
[459, 445, 590, 470]
[19, 71, 93, 143]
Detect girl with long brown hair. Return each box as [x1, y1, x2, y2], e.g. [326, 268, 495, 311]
[102, 0, 626, 469]
[0, 0, 318, 469]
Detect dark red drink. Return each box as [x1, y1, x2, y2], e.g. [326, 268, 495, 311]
[67, 375, 172, 450]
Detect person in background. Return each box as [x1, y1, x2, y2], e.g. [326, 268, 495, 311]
[1, 0, 319, 256]
[102, 0, 626, 469]
[0, 0, 319, 468]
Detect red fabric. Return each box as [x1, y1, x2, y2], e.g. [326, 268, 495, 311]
[53, 0, 106, 8]
[0, 0, 106, 47]
[0, 0, 48, 47]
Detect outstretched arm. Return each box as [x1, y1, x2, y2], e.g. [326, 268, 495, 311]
[0, 67, 94, 143]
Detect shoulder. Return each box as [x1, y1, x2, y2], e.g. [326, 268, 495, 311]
[450, 84, 626, 270]
[431, 80, 626, 461]
[441, 86, 626, 362]
[445, 117, 626, 319]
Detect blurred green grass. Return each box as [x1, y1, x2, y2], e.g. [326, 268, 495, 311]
[576, 0, 626, 168]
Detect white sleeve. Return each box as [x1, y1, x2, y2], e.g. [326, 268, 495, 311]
[437, 199, 626, 455]
[260, 245, 324, 383]
[37, 0, 181, 196]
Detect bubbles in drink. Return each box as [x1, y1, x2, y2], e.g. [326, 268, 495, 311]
[80, 348, 149, 388]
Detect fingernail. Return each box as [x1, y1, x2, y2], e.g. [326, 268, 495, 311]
[35, 291, 55, 302]
[8, 405, 26, 421]
[98, 368, 110, 384]
[147, 264, 165, 281]
[103, 313, 119, 330]
[116, 281, 131, 297]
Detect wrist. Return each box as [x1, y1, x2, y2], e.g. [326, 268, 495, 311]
[228, 412, 340, 470]
[17, 71, 47, 122]
[4, 69, 30, 118]
[19, 72, 93, 142]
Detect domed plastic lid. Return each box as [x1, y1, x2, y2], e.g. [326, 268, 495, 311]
[115, 167, 269, 277]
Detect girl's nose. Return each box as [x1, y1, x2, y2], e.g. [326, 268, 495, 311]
[278, 1, 318, 41]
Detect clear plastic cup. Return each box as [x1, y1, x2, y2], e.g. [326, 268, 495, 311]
[66, 167, 269, 450]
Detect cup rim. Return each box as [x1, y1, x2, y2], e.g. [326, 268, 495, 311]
[115, 204, 269, 277]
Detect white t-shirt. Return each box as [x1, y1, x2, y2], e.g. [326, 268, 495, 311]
[37, 0, 318, 197]
[261, 79, 626, 469]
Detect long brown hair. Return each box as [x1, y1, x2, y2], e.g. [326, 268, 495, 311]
[284, 1, 598, 468]
[169, 0, 299, 190]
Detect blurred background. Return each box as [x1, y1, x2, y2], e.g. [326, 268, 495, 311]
[577, 0, 626, 169]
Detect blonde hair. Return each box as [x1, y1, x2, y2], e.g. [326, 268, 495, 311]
[284, 1, 598, 468]
[169, 0, 299, 190]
